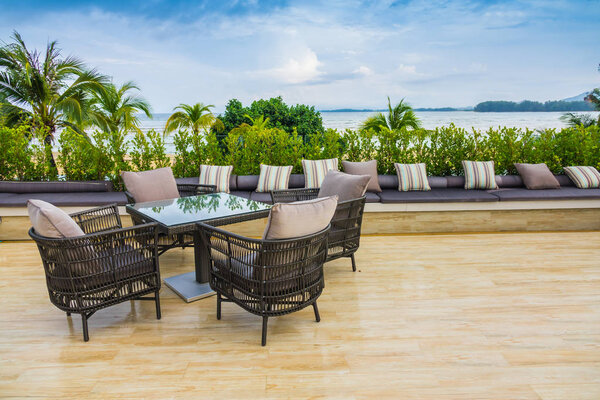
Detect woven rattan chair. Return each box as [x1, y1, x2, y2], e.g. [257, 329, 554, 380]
[270, 188, 366, 271]
[198, 222, 330, 346]
[125, 183, 216, 254]
[29, 204, 161, 342]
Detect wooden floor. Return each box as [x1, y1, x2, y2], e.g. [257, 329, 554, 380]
[1, 232, 599, 399]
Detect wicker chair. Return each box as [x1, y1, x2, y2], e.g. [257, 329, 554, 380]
[270, 188, 366, 271]
[29, 204, 161, 342]
[198, 222, 330, 346]
[125, 183, 216, 255]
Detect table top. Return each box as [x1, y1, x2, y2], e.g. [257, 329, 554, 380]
[125, 193, 271, 230]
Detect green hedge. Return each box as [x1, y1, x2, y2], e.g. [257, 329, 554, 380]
[1, 123, 599, 187]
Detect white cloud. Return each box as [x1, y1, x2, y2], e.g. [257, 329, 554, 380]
[397, 64, 418, 75]
[269, 48, 323, 84]
[354, 66, 373, 76]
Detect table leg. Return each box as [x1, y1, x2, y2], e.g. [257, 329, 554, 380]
[194, 230, 210, 283]
[163, 230, 215, 302]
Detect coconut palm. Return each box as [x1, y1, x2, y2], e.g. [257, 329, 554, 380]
[361, 97, 421, 132]
[88, 81, 152, 133]
[164, 102, 223, 135]
[0, 31, 106, 144]
[560, 112, 598, 128]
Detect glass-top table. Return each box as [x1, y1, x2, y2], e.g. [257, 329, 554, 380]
[126, 193, 271, 302]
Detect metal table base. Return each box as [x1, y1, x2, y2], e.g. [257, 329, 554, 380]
[164, 272, 215, 303]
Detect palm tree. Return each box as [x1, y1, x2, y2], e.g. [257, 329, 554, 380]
[88, 81, 152, 133]
[164, 102, 223, 135]
[0, 31, 106, 146]
[560, 112, 598, 128]
[361, 97, 421, 132]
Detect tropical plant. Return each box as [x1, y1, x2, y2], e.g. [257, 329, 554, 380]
[164, 102, 223, 135]
[360, 97, 421, 133]
[560, 112, 598, 128]
[0, 31, 106, 146]
[87, 81, 152, 133]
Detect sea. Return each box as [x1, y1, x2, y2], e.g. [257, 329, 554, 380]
[135, 111, 599, 153]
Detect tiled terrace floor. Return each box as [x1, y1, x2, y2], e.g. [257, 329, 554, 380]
[1, 232, 599, 399]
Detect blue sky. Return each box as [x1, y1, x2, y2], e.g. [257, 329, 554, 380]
[1, 0, 599, 112]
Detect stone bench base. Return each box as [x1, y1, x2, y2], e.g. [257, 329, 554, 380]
[2, 200, 599, 240]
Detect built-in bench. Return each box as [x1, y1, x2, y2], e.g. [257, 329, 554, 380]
[1, 174, 599, 240]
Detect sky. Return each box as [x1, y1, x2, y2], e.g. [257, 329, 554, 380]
[1, 0, 599, 112]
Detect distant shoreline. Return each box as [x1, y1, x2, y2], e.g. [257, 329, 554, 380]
[319, 108, 473, 112]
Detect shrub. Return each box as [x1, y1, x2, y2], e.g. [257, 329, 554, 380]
[0, 124, 55, 180]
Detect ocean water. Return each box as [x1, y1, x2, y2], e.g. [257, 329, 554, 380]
[135, 111, 599, 153]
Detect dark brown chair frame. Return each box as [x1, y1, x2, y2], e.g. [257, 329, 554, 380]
[29, 204, 161, 342]
[198, 222, 330, 346]
[125, 183, 217, 255]
[270, 188, 366, 271]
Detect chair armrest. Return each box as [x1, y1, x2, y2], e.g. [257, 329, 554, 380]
[270, 188, 320, 203]
[69, 204, 122, 234]
[177, 183, 217, 197]
[30, 223, 160, 278]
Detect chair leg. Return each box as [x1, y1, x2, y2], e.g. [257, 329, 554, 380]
[155, 290, 161, 320]
[216, 293, 222, 320]
[66, 312, 71, 317]
[313, 302, 321, 322]
[82, 314, 89, 342]
[351, 254, 357, 272]
[261, 316, 269, 346]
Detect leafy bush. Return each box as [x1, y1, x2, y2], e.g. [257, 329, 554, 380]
[342, 124, 600, 175]
[0, 124, 55, 180]
[3, 119, 600, 185]
[218, 97, 324, 138]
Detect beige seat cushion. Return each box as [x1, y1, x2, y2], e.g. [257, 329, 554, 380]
[121, 167, 180, 202]
[263, 196, 338, 240]
[27, 199, 85, 238]
[342, 160, 382, 192]
[317, 170, 370, 202]
[515, 163, 560, 189]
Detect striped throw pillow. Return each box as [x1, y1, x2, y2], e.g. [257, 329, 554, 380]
[394, 163, 431, 191]
[199, 165, 233, 193]
[256, 164, 293, 192]
[302, 158, 339, 188]
[462, 160, 498, 190]
[564, 166, 600, 189]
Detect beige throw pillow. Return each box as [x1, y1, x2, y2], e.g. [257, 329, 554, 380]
[342, 160, 382, 192]
[199, 165, 234, 193]
[27, 199, 85, 238]
[263, 196, 338, 240]
[317, 170, 370, 202]
[302, 158, 339, 189]
[514, 163, 560, 189]
[121, 167, 180, 203]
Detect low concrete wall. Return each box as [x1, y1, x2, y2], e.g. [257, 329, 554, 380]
[2, 200, 599, 240]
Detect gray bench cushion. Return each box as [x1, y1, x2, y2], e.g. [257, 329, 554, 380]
[490, 187, 600, 201]
[379, 175, 447, 190]
[250, 191, 272, 203]
[0, 192, 128, 207]
[229, 190, 251, 200]
[378, 188, 499, 203]
[0, 180, 112, 193]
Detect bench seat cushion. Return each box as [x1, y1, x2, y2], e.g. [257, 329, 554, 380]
[0, 192, 128, 207]
[229, 191, 251, 200]
[490, 187, 600, 201]
[378, 188, 499, 203]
